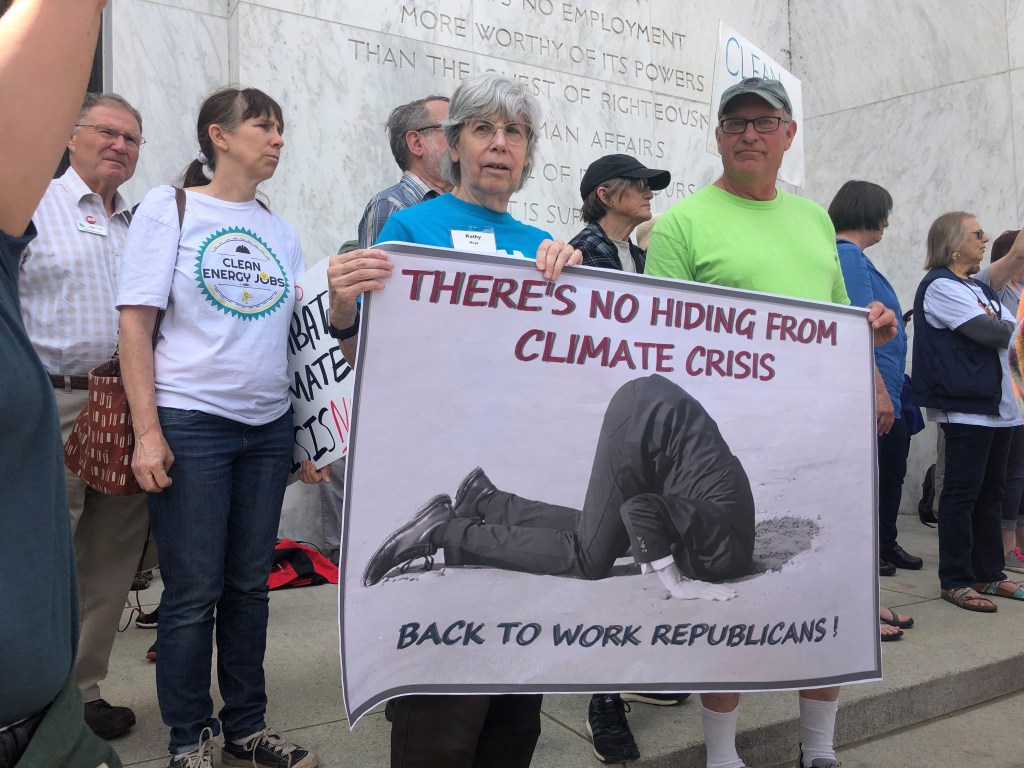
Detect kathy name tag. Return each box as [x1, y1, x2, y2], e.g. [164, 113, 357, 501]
[77, 220, 108, 236]
[450, 228, 497, 254]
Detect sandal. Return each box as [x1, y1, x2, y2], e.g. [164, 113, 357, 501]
[941, 587, 997, 612]
[880, 606, 914, 629]
[974, 580, 1024, 600]
[880, 622, 903, 642]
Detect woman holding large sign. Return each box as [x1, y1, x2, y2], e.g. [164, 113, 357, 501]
[911, 211, 1024, 612]
[118, 88, 324, 767]
[327, 72, 580, 768]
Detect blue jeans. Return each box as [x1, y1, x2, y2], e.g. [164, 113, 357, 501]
[937, 423, 1010, 590]
[148, 407, 292, 754]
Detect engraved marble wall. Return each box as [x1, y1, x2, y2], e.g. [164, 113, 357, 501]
[108, 0, 229, 204]
[793, 2, 1024, 513]
[106, 0, 1024, 530]
[229, 0, 791, 260]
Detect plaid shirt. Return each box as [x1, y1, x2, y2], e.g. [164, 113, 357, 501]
[357, 171, 439, 248]
[19, 167, 132, 375]
[569, 221, 646, 273]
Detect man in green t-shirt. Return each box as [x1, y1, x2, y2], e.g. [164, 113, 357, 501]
[646, 77, 897, 768]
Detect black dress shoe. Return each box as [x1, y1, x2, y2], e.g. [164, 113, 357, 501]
[882, 544, 923, 570]
[879, 558, 896, 577]
[83, 698, 136, 739]
[362, 495, 453, 586]
[453, 467, 495, 519]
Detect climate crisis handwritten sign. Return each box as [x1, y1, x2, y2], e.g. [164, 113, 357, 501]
[286, 258, 354, 476]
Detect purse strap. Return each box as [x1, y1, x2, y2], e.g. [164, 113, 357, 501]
[115, 187, 187, 354]
[150, 188, 186, 341]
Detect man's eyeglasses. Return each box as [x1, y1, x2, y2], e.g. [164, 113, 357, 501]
[970, 229, 986, 240]
[413, 124, 443, 134]
[76, 124, 146, 149]
[718, 116, 788, 135]
[464, 119, 533, 146]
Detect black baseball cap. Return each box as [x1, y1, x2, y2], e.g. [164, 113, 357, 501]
[580, 154, 671, 199]
[718, 77, 792, 119]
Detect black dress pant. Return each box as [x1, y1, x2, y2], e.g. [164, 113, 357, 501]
[391, 694, 542, 768]
[877, 416, 911, 552]
[443, 374, 755, 580]
[938, 423, 1011, 589]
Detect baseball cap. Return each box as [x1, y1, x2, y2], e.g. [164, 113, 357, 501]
[580, 154, 671, 200]
[718, 77, 792, 119]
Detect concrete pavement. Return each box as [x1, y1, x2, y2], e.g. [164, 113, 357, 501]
[101, 521, 1024, 767]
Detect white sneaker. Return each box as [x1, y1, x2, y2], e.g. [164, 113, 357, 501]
[169, 728, 220, 768]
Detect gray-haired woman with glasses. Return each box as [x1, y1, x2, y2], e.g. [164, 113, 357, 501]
[570, 153, 670, 274]
[327, 72, 581, 768]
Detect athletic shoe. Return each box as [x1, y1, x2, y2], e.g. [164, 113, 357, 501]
[222, 728, 318, 768]
[798, 743, 840, 768]
[132, 570, 153, 591]
[1005, 548, 1024, 574]
[169, 727, 220, 768]
[620, 692, 690, 706]
[586, 694, 640, 763]
[136, 607, 159, 629]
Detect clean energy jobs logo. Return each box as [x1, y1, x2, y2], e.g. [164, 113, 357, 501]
[194, 227, 290, 319]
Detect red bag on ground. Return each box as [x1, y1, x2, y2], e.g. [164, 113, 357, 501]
[267, 538, 339, 590]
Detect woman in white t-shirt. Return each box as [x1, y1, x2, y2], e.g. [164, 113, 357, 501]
[117, 88, 322, 768]
[911, 211, 1024, 614]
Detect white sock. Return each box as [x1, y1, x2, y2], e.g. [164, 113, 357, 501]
[701, 704, 745, 768]
[798, 696, 839, 766]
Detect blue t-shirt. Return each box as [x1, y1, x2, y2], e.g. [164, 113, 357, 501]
[376, 193, 552, 258]
[0, 224, 76, 725]
[836, 238, 907, 414]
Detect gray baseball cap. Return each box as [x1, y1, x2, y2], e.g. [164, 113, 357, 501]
[718, 77, 792, 119]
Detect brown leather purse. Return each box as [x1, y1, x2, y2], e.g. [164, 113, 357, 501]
[63, 188, 185, 495]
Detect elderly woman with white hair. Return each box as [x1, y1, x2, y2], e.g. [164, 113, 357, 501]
[326, 72, 580, 768]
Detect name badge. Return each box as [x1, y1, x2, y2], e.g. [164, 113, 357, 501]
[450, 229, 497, 254]
[77, 220, 108, 236]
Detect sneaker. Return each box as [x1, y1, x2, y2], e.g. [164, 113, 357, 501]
[170, 727, 220, 768]
[1005, 548, 1024, 574]
[136, 606, 159, 629]
[586, 694, 640, 763]
[83, 698, 136, 739]
[146, 642, 157, 662]
[132, 570, 153, 591]
[222, 728, 318, 768]
[620, 692, 690, 706]
[798, 743, 840, 768]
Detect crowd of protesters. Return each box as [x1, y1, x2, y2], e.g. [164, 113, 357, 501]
[3, 1, 1024, 767]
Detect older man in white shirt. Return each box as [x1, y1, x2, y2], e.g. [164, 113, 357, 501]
[18, 92, 149, 741]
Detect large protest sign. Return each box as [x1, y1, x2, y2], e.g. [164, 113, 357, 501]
[707, 21, 806, 187]
[340, 244, 878, 723]
[287, 258, 355, 476]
